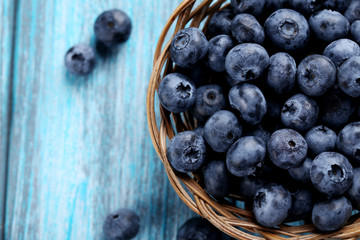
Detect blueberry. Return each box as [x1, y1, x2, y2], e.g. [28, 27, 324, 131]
[266, 52, 297, 95]
[264, 0, 289, 13]
[231, 14, 265, 44]
[207, 9, 234, 39]
[351, 20, 360, 44]
[204, 110, 242, 152]
[347, 168, 360, 209]
[177, 62, 209, 87]
[230, 0, 265, 17]
[194, 126, 205, 138]
[207, 35, 235, 72]
[233, 175, 268, 199]
[94, 9, 132, 47]
[226, 136, 266, 177]
[297, 54, 336, 96]
[323, 38, 360, 68]
[337, 121, 360, 163]
[203, 160, 231, 198]
[170, 28, 209, 69]
[64, 44, 96, 76]
[288, 158, 313, 184]
[167, 131, 206, 173]
[264, 9, 310, 52]
[253, 183, 292, 227]
[229, 83, 267, 125]
[158, 73, 196, 113]
[225, 43, 269, 84]
[309, 10, 350, 42]
[312, 196, 352, 232]
[177, 217, 223, 240]
[267, 129, 308, 169]
[192, 84, 226, 123]
[281, 94, 319, 132]
[243, 125, 271, 144]
[323, 0, 351, 13]
[345, 0, 360, 23]
[338, 56, 360, 97]
[288, 188, 314, 220]
[103, 208, 140, 240]
[310, 152, 353, 197]
[305, 125, 337, 156]
[288, 0, 323, 16]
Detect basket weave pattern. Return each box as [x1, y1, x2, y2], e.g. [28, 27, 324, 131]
[146, 0, 360, 239]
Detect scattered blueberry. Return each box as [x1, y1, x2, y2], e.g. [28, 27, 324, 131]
[350, 20, 360, 44]
[231, 13, 265, 44]
[103, 208, 140, 240]
[207, 9, 234, 39]
[233, 175, 268, 199]
[323, 0, 351, 13]
[203, 159, 231, 198]
[347, 168, 360, 209]
[230, 0, 265, 17]
[288, 158, 313, 184]
[64, 44, 96, 76]
[288, 0, 323, 16]
[177, 217, 223, 240]
[305, 125, 337, 156]
[167, 131, 206, 173]
[207, 35, 235, 72]
[312, 196, 352, 232]
[338, 56, 360, 97]
[336, 121, 360, 163]
[323, 38, 360, 68]
[204, 110, 242, 152]
[288, 188, 314, 220]
[344, 0, 360, 23]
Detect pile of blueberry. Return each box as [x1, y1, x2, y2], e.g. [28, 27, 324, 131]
[159, 0, 360, 232]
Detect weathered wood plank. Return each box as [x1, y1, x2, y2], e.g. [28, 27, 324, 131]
[5, 0, 196, 239]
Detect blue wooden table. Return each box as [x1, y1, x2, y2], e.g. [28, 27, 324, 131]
[0, 0, 198, 239]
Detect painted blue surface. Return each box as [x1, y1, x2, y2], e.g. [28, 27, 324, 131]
[2, 0, 197, 239]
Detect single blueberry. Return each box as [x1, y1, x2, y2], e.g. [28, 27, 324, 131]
[338, 56, 360, 97]
[193, 126, 205, 138]
[264, 9, 310, 52]
[64, 44, 96, 76]
[312, 196, 352, 232]
[192, 84, 226, 123]
[225, 43, 269, 84]
[229, 83, 267, 125]
[309, 10, 350, 42]
[103, 208, 140, 240]
[267, 129, 308, 169]
[323, 38, 360, 68]
[230, 0, 265, 17]
[266, 52, 297, 95]
[288, 158, 313, 184]
[297, 54, 336, 97]
[207, 9, 234, 39]
[167, 131, 206, 173]
[305, 125, 337, 156]
[170, 28, 209, 69]
[323, 0, 351, 13]
[94, 9, 132, 47]
[177, 217, 223, 240]
[203, 160, 231, 198]
[347, 168, 360, 209]
[232, 175, 268, 199]
[281, 94, 319, 132]
[204, 110, 242, 152]
[350, 20, 360, 44]
[207, 35, 235, 72]
[253, 183, 292, 227]
[158, 73, 196, 113]
[231, 14, 265, 45]
[226, 136, 266, 177]
[337, 121, 360, 163]
[288, 0, 323, 16]
[288, 188, 314, 221]
[243, 124, 271, 144]
[310, 152, 353, 197]
[345, 0, 360, 23]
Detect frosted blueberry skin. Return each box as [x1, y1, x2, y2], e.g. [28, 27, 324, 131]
[351, 20, 360, 44]
[207, 9, 234, 39]
[338, 56, 360, 97]
[170, 28, 209, 69]
[204, 110, 242, 153]
[288, 158, 313, 184]
[226, 136, 266, 177]
[264, 9, 310, 52]
[231, 14, 265, 44]
[202, 160, 231, 198]
[207, 35, 235, 72]
[158, 73, 196, 113]
[177, 217, 223, 240]
[64, 44, 96, 76]
[225, 43, 269, 84]
[347, 168, 360, 210]
[323, 38, 360, 68]
[167, 131, 206, 173]
[297, 54, 336, 97]
[288, 0, 323, 16]
[230, 0, 265, 17]
[233, 175, 268, 199]
[312, 196, 353, 232]
[288, 188, 314, 221]
[103, 208, 140, 240]
[309, 10, 350, 42]
[305, 125, 337, 156]
[229, 83, 267, 125]
[266, 52, 296, 95]
[94, 9, 132, 47]
[253, 183, 292, 227]
[281, 94, 319, 132]
[345, 0, 360, 23]
[337, 121, 360, 164]
[310, 152, 353, 197]
[267, 129, 308, 170]
[323, 0, 351, 13]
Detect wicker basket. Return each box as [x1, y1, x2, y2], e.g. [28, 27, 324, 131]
[146, 0, 360, 239]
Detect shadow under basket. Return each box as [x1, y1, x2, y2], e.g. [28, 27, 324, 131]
[146, 0, 360, 239]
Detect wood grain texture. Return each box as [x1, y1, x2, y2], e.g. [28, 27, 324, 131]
[5, 0, 197, 239]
